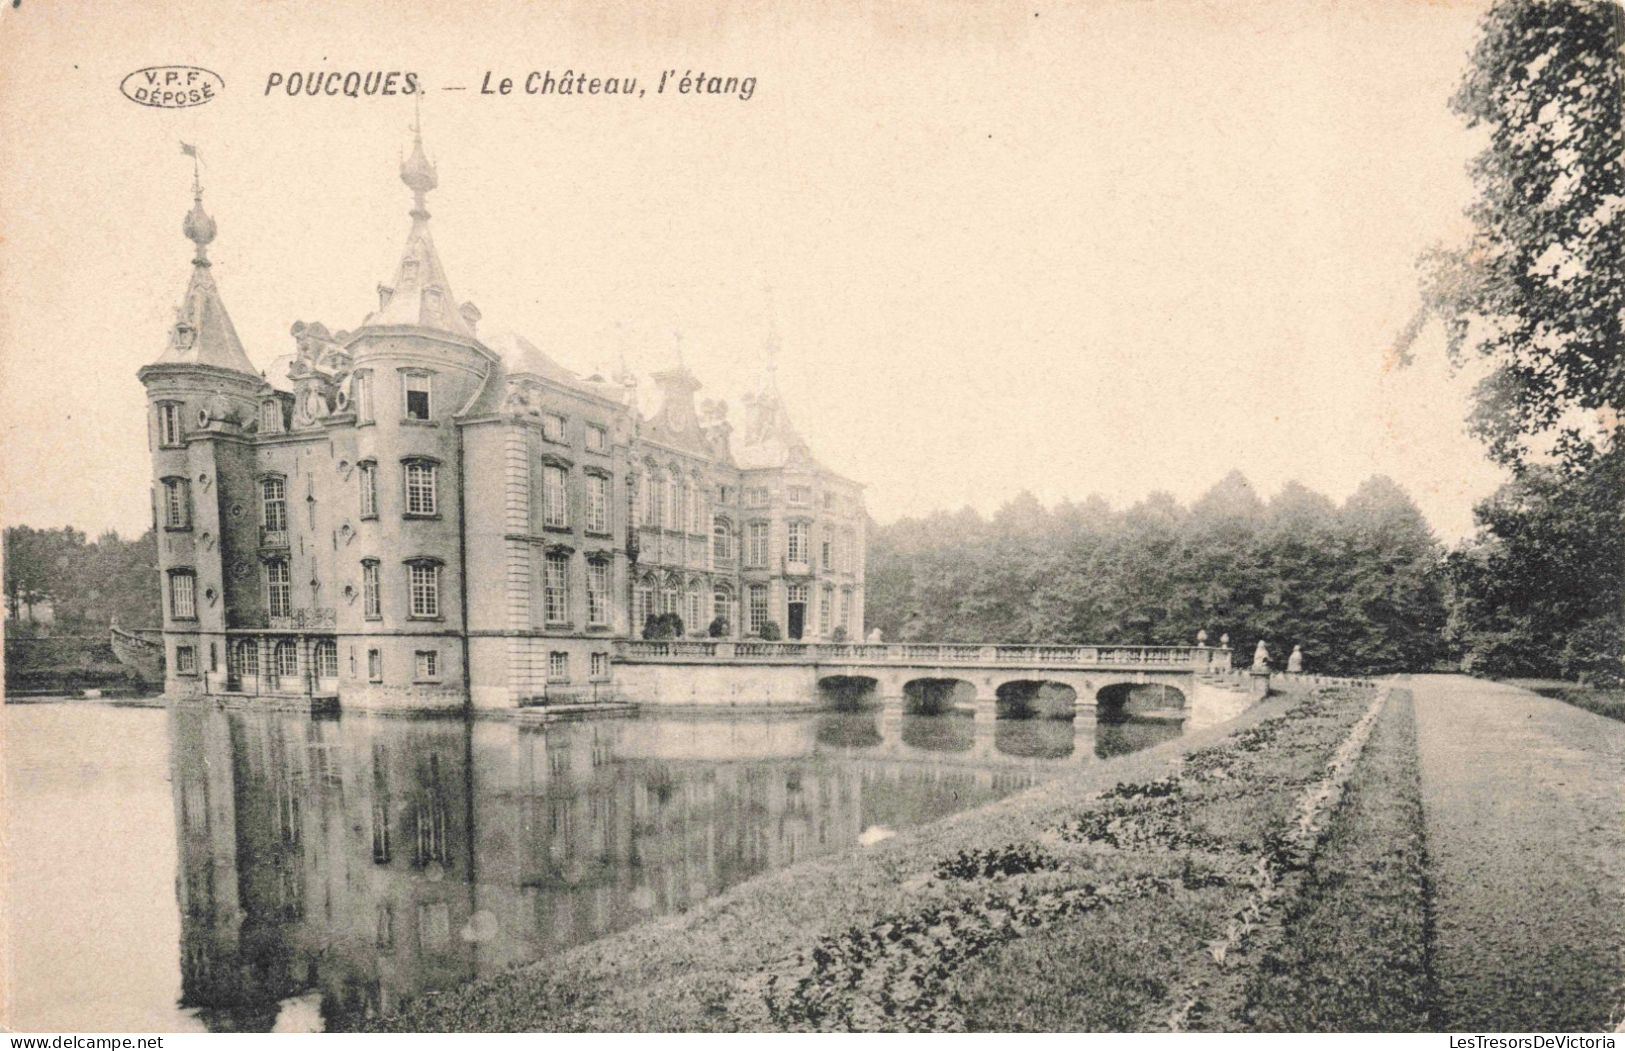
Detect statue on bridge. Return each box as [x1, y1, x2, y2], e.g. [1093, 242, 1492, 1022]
[1287, 645, 1303, 673]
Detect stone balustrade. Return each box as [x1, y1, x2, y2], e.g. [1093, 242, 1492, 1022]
[615, 639, 1232, 669]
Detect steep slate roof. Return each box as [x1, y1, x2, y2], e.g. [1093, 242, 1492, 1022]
[358, 129, 476, 340]
[151, 191, 259, 376]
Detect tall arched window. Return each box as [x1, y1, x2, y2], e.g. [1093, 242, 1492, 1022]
[647, 473, 665, 528]
[712, 584, 735, 636]
[686, 580, 704, 633]
[633, 574, 654, 633]
[712, 516, 734, 567]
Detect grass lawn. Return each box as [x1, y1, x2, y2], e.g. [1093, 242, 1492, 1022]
[1548, 687, 1625, 723]
[371, 684, 1410, 1032]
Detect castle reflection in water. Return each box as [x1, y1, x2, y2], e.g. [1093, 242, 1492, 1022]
[168, 705, 1179, 1031]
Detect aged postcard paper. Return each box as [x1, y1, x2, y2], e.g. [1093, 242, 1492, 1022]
[2, 0, 1621, 1037]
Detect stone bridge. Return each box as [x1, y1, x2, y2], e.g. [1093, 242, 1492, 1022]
[612, 640, 1246, 722]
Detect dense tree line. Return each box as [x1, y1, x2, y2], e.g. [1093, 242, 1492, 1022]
[3, 526, 160, 634]
[1402, 0, 1622, 684]
[865, 472, 1447, 677]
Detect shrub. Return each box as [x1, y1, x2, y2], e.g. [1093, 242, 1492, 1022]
[758, 620, 783, 641]
[708, 615, 730, 638]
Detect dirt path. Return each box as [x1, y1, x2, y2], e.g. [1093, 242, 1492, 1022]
[1408, 674, 1625, 1031]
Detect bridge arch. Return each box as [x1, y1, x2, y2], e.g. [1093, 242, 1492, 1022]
[994, 680, 1079, 721]
[817, 674, 880, 711]
[1095, 681, 1187, 721]
[815, 710, 882, 749]
[902, 677, 976, 716]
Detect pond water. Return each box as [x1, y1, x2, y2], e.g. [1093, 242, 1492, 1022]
[5, 701, 1182, 1032]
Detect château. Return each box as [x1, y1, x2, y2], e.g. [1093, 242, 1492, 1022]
[137, 125, 866, 711]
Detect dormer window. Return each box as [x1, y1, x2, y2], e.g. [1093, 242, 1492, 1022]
[260, 401, 282, 434]
[586, 423, 608, 453]
[788, 485, 811, 506]
[403, 373, 432, 421]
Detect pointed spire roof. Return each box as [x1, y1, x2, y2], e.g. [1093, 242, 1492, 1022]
[152, 165, 258, 376]
[735, 319, 815, 470]
[360, 110, 475, 339]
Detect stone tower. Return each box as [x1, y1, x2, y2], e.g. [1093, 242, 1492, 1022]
[136, 167, 267, 695]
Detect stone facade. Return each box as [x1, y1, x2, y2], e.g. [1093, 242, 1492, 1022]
[138, 130, 865, 713]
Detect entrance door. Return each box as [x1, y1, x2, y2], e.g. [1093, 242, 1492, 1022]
[788, 602, 806, 640]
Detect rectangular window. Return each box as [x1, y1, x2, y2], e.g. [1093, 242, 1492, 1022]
[841, 590, 853, 631]
[543, 413, 567, 443]
[548, 651, 570, 682]
[586, 423, 608, 453]
[586, 560, 610, 626]
[176, 645, 197, 674]
[158, 403, 183, 447]
[542, 464, 569, 528]
[820, 585, 834, 635]
[590, 652, 609, 679]
[687, 587, 704, 631]
[403, 374, 432, 421]
[163, 479, 190, 529]
[544, 551, 570, 624]
[718, 485, 733, 504]
[787, 521, 809, 563]
[315, 640, 338, 679]
[362, 561, 381, 619]
[359, 462, 378, 518]
[585, 473, 609, 533]
[352, 371, 372, 424]
[261, 477, 287, 535]
[747, 521, 770, 568]
[788, 485, 810, 506]
[746, 487, 770, 508]
[408, 563, 440, 618]
[261, 401, 282, 434]
[367, 648, 383, 682]
[265, 559, 291, 618]
[414, 650, 440, 681]
[404, 461, 437, 516]
[821, 535, 833, 571]
[748, 585, 769, 635]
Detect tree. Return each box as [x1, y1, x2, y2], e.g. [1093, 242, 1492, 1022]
[1398, 0, 1622, 469]
[1444, 443, 1624, 683]
[863, 475, 1449, 675]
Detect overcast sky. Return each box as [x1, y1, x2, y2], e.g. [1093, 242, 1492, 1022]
[0, 0, 1504, 543]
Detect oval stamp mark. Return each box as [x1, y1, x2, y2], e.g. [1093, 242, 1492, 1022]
[120, 66, 223, 108]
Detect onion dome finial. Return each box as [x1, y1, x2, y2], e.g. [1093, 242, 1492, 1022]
[400, 98, 437, 218]
[182, 184, 216, 266]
